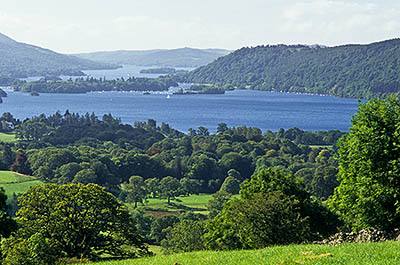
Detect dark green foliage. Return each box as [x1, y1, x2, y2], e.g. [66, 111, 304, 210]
[130, 209, 154, 243]
[207, 190, 232, 219]
[330, 96, 400, 231]
[9, 151, 31, 175]
[159, 176, 183, 204]
[3, 183, 148, 260]
[186, 39, 400, 99]
[15, 76, 178, 94]
[205, 191, 310, 250]
[161, 220, 205, 253]
[219, 176, 240, 194]
[240, 168, 339, 238]
[121, 176, 147, 208]
[0, 187, 17, 238]
[204, 168, 338, 250]
[150, 215, 180, 244]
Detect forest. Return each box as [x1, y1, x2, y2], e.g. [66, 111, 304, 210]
[1, 96, 400, 263]
[184, 39, 400, 99]
[14, 76, 178, 94]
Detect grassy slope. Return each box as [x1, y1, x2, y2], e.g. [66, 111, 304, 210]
[0, 170, 43, 201]
[0, 132, 16, 142]
[125, 194, 214, 218]
[91, 241, 400, 265]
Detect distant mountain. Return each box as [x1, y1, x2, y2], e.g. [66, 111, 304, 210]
[75, 47, 231, 68]
[0, 33, 118, 79]
[185, 39, 400, 99]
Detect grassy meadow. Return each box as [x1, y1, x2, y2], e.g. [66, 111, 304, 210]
[0, 170, 44, 201]
[0, 132, 16, 142]
[125, 194, 214, 218]
[90, 241, 400, 265]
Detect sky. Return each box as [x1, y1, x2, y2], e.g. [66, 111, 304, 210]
[1, 0, 399, 54]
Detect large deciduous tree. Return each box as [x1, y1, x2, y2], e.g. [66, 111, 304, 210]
[121, 175, 147, 208]
[330, 96, 400, 231]
[2, 183, 148, 262]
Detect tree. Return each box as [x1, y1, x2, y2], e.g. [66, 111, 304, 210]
[159, 176, 182, 204]
[9, 151, 31, 175]
[217, 123, 228, 134]
[2, 183, 148, 260]
[161, 220, 205, 253]
[196, 126, 209, 136]
[180, 177, 201, 196]
[145, 177, 160, 198]
[207, 190, 232, 218]
[204, 191, 310, 250]
[219, 176, 240, 194]
[2, 233, 59, 265]
[150, 214, 180, 244]
[121, 176, 147, 208]
[72, 168, 97, 184]
[240, 168, 339, 239]
[330, 96, 400, 231]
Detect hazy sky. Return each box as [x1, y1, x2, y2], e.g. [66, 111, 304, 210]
[1, 0, 399, 53]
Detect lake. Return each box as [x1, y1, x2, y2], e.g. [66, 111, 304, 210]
[0, 88, 358, 133]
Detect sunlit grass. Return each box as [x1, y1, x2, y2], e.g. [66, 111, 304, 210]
[0, 132, 16, 142]
[90, 241, 400, 265]
[0, 170, 43, 201]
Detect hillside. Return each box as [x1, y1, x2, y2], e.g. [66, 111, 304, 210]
[0, 33, 118, 79]
[0, 170, 43, 201]
[185, 39, 400, 99]
[90, 241, 400, 265]
[75, 47, 231, 67]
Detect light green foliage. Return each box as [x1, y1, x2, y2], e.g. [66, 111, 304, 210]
[121, 176, 147, 208]
[204, 191, 310, 250]
[2, 233, 58, 265]
[5, 183, 148, 261]
[161, 220, 205, 253]
[159, 176, 183, 204]
[330, 96, 400, 231]
[206, 167, 338, 250]
[89, 241, 400, 265]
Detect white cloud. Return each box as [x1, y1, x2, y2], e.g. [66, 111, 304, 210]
[280, 0, 400, 45]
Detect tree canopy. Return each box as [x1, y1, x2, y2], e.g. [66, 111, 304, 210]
[330, 96, 400, 231]
[2, 183, 148, 261]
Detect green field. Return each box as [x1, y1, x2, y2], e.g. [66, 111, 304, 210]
[140, 194, 213, 213]
[0, 132, 16, 142]
[90, 241, 400, 265]
[0, 170, 43, 200]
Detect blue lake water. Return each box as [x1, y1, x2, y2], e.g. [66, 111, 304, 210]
[0, 88, 359, 133]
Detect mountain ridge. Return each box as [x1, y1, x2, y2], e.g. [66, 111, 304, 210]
[0, 32, 118, 79]
[185, 38, 400, 99]
[75, 47, 231, 67]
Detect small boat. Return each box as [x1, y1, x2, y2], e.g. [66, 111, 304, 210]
[166, 94, 171, 99]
